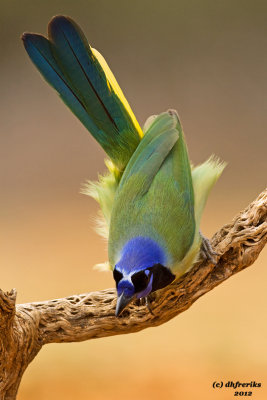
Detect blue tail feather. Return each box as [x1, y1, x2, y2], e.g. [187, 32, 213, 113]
[22, 15, 142, 169]
[22, 33, 98, 137]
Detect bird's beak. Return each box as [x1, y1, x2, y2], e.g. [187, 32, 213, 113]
[115, 292, 134, 317]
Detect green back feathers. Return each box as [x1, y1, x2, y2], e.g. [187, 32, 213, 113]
[108, 111, 196, 268]
[22, 15, 143, 170]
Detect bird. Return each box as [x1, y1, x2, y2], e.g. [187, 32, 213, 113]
[22, 15, 225, 317]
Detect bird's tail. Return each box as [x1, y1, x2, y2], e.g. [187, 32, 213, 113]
[22, 15, 143, 170]
[192, 156, 226, 230]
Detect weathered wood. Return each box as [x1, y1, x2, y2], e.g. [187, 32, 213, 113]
[0, 189, 266, 400]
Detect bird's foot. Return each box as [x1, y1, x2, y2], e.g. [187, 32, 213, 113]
[137, 295, 155, 316]
[145, 296, 155, 316]
[200, 232, 218, 264]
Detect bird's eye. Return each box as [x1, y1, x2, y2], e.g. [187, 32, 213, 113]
[131, 271, 149, 293]
[113, 269, 123, 285]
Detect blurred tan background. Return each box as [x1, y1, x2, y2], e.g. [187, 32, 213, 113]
[1, 0, 266, 399]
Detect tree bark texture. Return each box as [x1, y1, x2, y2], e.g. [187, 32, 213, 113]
[0, 189, 266, 399]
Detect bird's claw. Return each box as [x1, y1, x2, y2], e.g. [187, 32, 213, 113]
[137, 296, 155, 316]
[145, 296, 155, 316]
[200, 232, 218, 264]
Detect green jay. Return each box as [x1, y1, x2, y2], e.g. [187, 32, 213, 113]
[22, 15, 225, 316]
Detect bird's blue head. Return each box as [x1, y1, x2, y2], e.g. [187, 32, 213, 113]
[113, 236, 175, 316]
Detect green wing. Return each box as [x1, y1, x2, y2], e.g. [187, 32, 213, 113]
[22, 15, 142, 170]
[108, 110, 196, 269]
[118, 111, 179, 194]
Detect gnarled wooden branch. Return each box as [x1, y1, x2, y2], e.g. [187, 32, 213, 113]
[1, 189, 266, 400]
